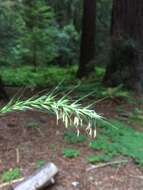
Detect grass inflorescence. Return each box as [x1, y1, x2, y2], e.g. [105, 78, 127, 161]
[0, 91, 103, 137]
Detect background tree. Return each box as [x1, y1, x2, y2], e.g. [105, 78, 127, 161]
[96, 0, 112, 65]
[47, 0, 82, 31]
[20, 0, 57, 68]
[0, 1, 21, 65]
[103, 0, 143, 92]
[77, 0, 96, 78]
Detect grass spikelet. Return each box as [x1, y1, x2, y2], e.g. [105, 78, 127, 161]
[0, 92, 103, 137]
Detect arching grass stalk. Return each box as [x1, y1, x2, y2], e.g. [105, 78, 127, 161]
[0, 93, 102, 137]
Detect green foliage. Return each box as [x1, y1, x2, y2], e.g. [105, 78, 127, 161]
[0, 65, 132, 103]
[0, 1, 80, 66]
[87, 154, 112, 164]
[100, 86, 131, 100]
[89, 134, 118, 158]
[0, 64, 133, 110]
[129, 108, 143, 125]
[35, 160, 46, 169]
[64, 131, 87, 144]
[48, 0, 82, 30]
[1, 168, 21, 182]
[90, 120, 143, 165]
[95, 67, 105, 78]
[0, 66, 76, 87]
[62, 148, 80, 158]
[56, 24, 80, 65]
[0, 1, 22, 65]
[14, 0, 58, 66]
[71, 82, 131, 101]
[0, 0, 113, 67]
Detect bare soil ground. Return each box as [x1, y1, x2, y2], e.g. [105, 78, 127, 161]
[0, 99, 143, 190]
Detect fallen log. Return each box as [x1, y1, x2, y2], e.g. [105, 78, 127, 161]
[12, 163, 58, 190]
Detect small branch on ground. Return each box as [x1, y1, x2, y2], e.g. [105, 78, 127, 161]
[86, 160, 128, 171]
[0, 178, 24, 189]
[16, 148, 20, 164]
[129, 175, 143, 180]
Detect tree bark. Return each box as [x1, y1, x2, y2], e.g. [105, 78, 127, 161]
[77, 0, 96, 78]
[103, 0, 143, 93]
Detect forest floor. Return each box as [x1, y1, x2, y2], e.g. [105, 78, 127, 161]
[0, 93, 143, 190]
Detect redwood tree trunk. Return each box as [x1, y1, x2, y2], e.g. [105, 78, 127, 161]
[77, 0, 96, 78]
[103, 0, 143, 92]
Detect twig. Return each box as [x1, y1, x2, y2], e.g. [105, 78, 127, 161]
[36, 128, 45, 137]
[16, 148, 20, 164]
[129, 175, 143, 180]
[110, 163, 121, 189]
[86, 160, 128, 171]
[0, 178, 24, 189]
